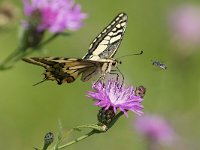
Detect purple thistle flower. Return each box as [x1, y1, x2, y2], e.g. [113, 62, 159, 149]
[23, 0, 87, 33]
[87, 80, 144, 117]
[168, 4, 200, 50]
[135, 114, 176, 145]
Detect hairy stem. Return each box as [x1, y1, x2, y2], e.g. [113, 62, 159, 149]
[55, 130, 96, 150]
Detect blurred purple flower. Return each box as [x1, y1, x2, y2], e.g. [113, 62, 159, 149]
[135, 114, 176, 145]
[169, 4, 200, 48]
[23, 0, 87, 32]
[87, 80, 144, 117]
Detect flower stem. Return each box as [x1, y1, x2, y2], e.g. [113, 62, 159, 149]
[0, 45, 27, 70]
[56, 130, 96, 150]
[35, 32, 70, 49]
[0, 33, 65, 70]
[35, 33, 59, 49]
[54, 112, 124, 149]
[107, 111, 124, 129]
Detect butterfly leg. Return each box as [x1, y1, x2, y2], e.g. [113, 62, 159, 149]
[110, 67, 124, 84]
[110, 67, 124, 89]
[109, 71, 124, 89]
[109, 70, 120, 81]
[116, 66, 124, 85]
[93, 74, 106, 87]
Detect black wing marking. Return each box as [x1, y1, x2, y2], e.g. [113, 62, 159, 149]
[22, 57, 105, 84]
[83, 12, 128, 60]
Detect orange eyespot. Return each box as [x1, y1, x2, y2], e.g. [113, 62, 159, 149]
[65, 76, 75, 83]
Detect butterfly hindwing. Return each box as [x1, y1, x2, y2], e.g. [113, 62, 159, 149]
[83, 12, 128, 60]
[81, 65, 100, 82]
[22, 57, 107, 84]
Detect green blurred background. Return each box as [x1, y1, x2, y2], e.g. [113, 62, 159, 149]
[0, 0, 200, 149]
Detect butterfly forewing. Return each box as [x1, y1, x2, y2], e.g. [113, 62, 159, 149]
[83, 12, 128, 60]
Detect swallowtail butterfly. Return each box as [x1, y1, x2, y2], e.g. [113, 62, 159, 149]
[22, 13, 128, 85]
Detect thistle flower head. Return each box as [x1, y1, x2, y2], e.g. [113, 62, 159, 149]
[97, 108, 115, 126]
[23, 0, 87, 32]
[169, 4, 200, 50]
[135, 114, 176, 145]
[87, 80, 144, 117]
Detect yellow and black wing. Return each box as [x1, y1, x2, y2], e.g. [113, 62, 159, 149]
[22, 57, 102, 85]
[83, 12, 128, 60]
[22, 13, 127, 85]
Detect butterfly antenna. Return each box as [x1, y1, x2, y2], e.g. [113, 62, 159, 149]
[33, 78, 47, 86]
[116, 50, 143, 60]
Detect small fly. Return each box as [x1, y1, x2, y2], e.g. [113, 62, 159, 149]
[135, 86, 146, 98]
[152, 60, 167, 70]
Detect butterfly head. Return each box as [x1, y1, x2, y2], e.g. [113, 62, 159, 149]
[111, 59, 122, 67]
[111, 61, 117, 67]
